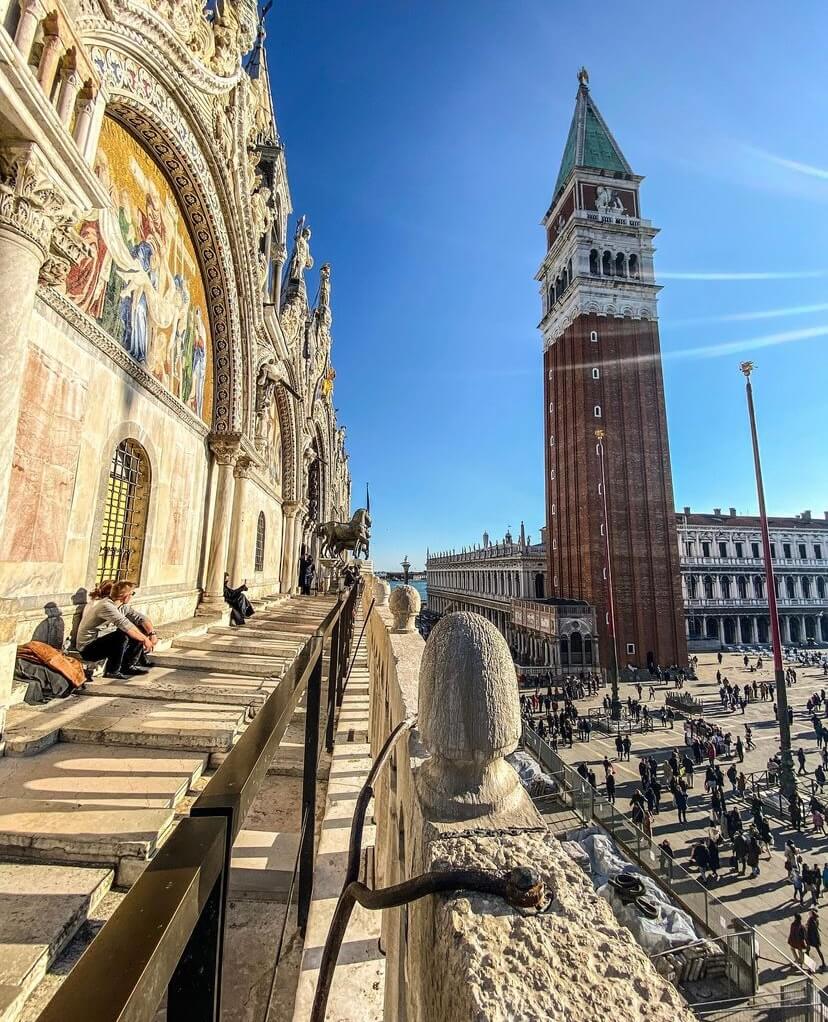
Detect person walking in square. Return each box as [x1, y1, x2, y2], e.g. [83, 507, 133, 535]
[807, 910, 826, 970]
[789, 913, 808, 967]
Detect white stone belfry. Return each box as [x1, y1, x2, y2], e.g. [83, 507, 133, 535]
[415, 611, 523, 821]
[388, 583, 420, 633]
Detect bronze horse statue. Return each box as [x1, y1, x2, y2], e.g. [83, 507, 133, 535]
[316, 508, 371, 561]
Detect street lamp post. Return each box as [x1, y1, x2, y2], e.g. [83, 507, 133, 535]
[401, 555, 411, 585]
[739, 362, 797, 804]
[595, 429, 621, 721]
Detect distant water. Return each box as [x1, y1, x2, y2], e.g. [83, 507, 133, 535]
[389, 578, 428, 604]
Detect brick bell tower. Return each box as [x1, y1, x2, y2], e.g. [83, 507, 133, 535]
[539, 68, 687, 670]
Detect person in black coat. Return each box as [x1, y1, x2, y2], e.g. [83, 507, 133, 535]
[224, 574, 254, 626]
[807, 910, 826, 969]
[707, 837, 720, 880]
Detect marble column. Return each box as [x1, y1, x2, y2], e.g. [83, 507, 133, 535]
[801, 615, 809, 641]
[73, 83, 96, 155]
[226, 456, 252, 587]
[56, 55, 82, 126]
[14, 0, 46, 62]
[272, 243, 287, 308]
[292, 508, 307, 592]
[0, 143, 68, 737]
[204, 436, 240, 601]
[280, 501, 299, 593]
[36, 13, 62, 94]
[751, 617, 758, 643]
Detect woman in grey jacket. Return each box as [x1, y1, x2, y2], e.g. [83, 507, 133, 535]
[76, 580, 156, 679]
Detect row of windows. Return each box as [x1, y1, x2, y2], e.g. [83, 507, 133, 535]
[685, 574, 828, 600]
[588, 249, 640, 278]
[685, 539, 824, 560]
[548, 258, 575, 308]
[429, 568, 544, 599]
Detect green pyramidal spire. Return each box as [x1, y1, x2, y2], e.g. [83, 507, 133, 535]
[553, 67, 632, 198]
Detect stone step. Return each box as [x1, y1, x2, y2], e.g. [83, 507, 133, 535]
[207, 625, 304, 645]
[58, 697, 248, 755]
[215, 623, 315, 642]
[0, 745, 207, 811]
[3, 696, 247, 757]
[83, 667, 276, 709]
[0, 798, 175, 886]
[151, 648, 288, 678]
[171, 635, 298, 657]
[0, 863, 113, 1022]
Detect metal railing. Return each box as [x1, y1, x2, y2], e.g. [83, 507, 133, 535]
[522, 722, 759, 997]
[36, 582, 360, 1022]
[666, 691, 705, 715]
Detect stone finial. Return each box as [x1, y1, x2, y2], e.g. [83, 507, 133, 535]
[388, 583, 420, 632]
[416, 612, 522, 821]
[374, 577, 391, 607]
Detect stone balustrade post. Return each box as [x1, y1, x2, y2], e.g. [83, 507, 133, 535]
[389, 583, 420, 633]
[13, 0, 45, 63]
[415, 612, 526, 821]
[373, 577, 391, 607]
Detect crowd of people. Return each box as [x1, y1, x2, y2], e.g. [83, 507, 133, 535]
[520, 647, 828, 976]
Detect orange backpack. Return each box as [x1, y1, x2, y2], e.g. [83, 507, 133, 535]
[16, 641, 86, 689]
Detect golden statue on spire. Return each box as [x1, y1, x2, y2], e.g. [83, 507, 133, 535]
[577, 66, 589, 87]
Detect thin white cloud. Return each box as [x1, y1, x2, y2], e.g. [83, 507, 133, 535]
[745, 145, 828, 182]
[667, 302, 828, 327]
[660, 269, 828, 281]
[675, 323, 828, 360]
[559, 323, 828, 372]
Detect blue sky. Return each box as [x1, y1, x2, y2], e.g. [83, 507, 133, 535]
[267, 2, 828, 572]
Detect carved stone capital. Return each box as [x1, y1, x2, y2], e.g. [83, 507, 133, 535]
[209, 433, 242, 466]
[233, 454, 254, 480]
[282, 500, 301, 520]
[0, 144, 73, 258]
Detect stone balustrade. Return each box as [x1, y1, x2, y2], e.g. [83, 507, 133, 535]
[10, 0, 103, 159]
[362, 578, 695, 1022]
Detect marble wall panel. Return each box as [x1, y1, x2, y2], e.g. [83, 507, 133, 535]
[0, 344, 88, 565]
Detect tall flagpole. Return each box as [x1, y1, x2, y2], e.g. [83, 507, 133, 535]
[739, 362, 796, 803]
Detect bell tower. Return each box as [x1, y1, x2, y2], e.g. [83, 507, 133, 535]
[539, 68, 686, 669]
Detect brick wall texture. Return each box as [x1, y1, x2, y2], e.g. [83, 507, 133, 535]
[544, 314, 687, 668]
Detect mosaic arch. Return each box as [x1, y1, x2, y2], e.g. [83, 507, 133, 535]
[65, 116, 214, 425]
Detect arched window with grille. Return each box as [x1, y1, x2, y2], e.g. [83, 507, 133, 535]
[96, 439, 151, 585]
[255, 511, 266, 572]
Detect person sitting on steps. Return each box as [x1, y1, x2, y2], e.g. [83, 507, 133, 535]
[76, 580, 157, 679]
[224, 573, 255, 626]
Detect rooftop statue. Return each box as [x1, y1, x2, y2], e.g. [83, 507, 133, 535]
[286, 214, 313, 289]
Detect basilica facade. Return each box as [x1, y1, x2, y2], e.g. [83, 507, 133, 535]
[0, 0, 351, 733]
